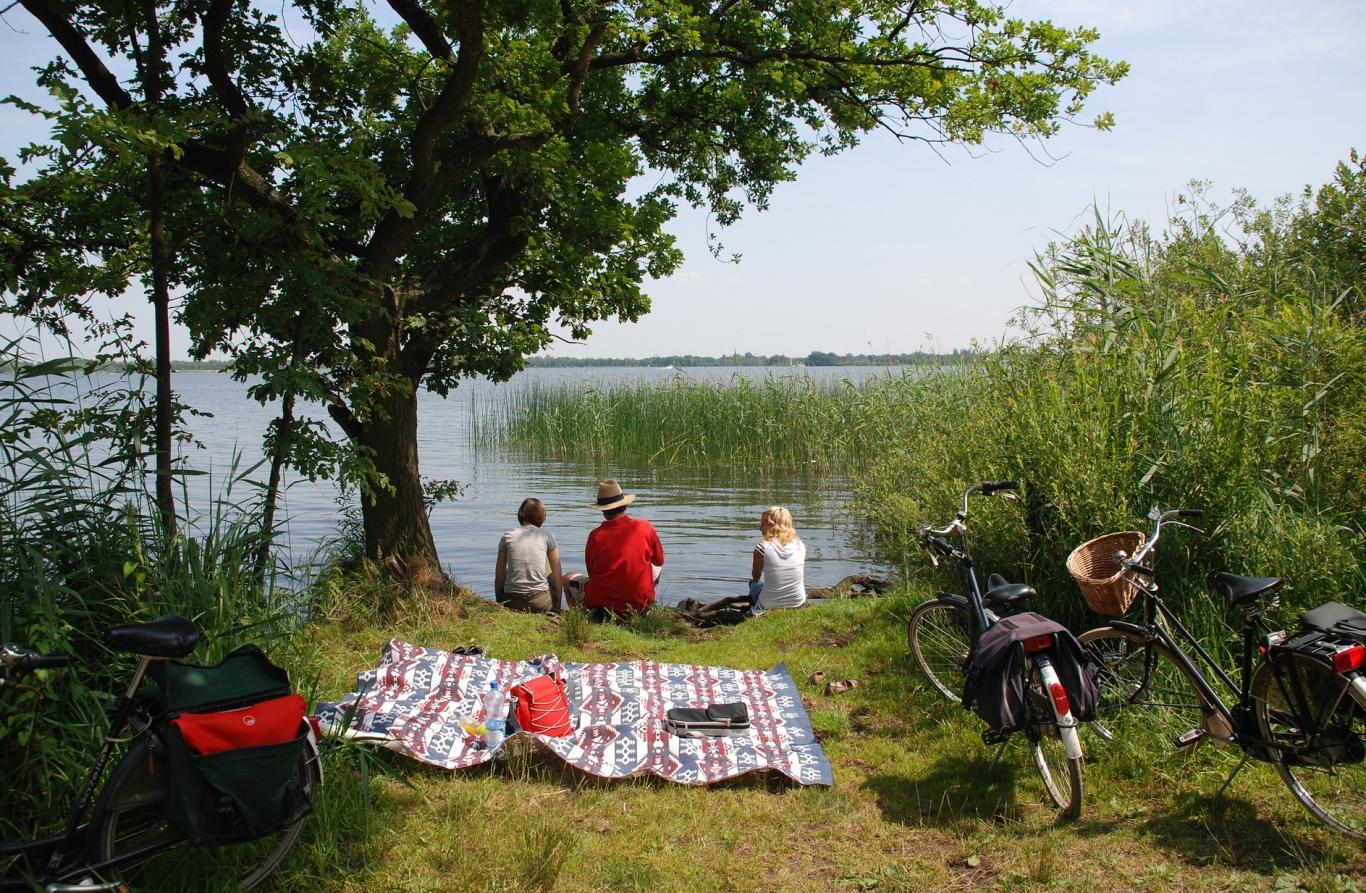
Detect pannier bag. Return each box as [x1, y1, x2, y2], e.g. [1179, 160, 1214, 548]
[157, 645, 312, 844]
[963, 612, 1100, 735]
[511, 671, 573, 737]
[663, 702, 751, 738]
[1300, 602, 1366, 642]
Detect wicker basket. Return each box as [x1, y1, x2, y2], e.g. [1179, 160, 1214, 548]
[1067, 530, 1147, 616]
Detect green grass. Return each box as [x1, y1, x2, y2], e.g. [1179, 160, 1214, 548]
[263, 588, 1364, 893]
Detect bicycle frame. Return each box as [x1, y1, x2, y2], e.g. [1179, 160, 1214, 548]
[1, 653, 165, 892]
[1102, 507, 1349, 757]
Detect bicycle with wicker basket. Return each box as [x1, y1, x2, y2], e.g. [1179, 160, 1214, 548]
[1072, 506, 1366, 839]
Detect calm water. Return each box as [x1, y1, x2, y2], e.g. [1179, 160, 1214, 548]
[157, 366, 893, 606]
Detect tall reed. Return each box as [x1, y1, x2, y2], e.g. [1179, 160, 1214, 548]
[475, 369, 948, 474]
[859, 206, 1365, 638]
[0, 337, 295, 836]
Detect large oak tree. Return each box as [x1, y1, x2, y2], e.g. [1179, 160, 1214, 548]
[3, 0, 1124, 582]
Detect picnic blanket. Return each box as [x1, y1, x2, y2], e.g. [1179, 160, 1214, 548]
[317, 639, 833, 787]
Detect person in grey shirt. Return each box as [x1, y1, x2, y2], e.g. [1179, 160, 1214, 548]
[495, 497, 564, 612]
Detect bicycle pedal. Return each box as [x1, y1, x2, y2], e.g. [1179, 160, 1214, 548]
[1174, 728, 1208, 750]
[981, 728, 1008, 746]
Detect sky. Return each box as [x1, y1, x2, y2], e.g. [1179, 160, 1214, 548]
[1, 0, 1363, 359]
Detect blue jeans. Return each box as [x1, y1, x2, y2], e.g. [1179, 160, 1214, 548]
[748, 579, 763, 608]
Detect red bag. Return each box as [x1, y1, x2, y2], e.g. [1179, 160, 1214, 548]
[171, 692, 307, 755]
[512, 672, 573, 737]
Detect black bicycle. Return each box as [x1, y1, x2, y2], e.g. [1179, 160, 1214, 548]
[1074, 506, 1366, 839]
[907, 480, 1086, 818]
[2, 616, 319, 891]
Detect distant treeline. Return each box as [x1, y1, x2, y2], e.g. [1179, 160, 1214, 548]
[524, 350, 974, 368]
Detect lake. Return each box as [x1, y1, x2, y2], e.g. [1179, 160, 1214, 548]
[158, 366, 895, 606]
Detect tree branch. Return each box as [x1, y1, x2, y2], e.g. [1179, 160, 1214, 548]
[363, 0, 486, 278]
[19, 0, 133, 109]
[203, 0, 251, 166]
[385, 0, 456, 63]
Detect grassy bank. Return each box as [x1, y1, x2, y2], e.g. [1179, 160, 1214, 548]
[268, 590, 1364, 893]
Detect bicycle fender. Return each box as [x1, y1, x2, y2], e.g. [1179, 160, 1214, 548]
[1037, 661, 1084, 761]
[935, 593, 971, 611]
[1103, 620, 1154, 640]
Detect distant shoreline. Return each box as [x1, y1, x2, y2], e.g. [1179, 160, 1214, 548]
[44, 352, 975, 373]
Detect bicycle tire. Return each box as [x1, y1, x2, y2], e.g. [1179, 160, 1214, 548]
[1026, 662, 1083, 818]
[908, 597, 973, 703]
[1251, 653, 1366, 840]
[89, 732, 317, 891]
[1079, 626, 1209, 749]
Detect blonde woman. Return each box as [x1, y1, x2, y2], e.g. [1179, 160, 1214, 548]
[748, 506, 807, 614]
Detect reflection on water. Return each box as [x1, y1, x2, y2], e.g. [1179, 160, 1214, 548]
[156, 366, 894, 606]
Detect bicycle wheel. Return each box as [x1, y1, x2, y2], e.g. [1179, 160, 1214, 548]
[90, 734, 317, 891]
[1079, 626, 1209, 748]
[1026, 663, 1083, 818]
[1251, 653, 1366, 840]
[908, 597, 973, 703]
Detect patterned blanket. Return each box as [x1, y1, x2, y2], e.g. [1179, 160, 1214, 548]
[318, 639, 833, 787]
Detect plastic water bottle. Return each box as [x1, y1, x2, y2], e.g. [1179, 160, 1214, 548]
[484, 682, 508, 752]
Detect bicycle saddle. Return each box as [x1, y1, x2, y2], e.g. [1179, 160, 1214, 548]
[107, 614, 200, 658]
[1212, 572, 1282, 608]
[984, 573, 1036, 608]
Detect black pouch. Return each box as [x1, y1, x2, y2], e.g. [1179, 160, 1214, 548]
[664, 702, 751, 737]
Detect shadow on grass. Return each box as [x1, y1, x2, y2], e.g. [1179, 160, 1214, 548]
[394, 740, 807, 794]
[864, 748, 1031, 830]
[1134, 789, 1342, 872]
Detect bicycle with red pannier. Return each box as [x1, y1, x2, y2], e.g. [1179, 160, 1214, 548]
[2, 614, 320, 891]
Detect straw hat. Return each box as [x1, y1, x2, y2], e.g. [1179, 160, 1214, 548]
[589, 479, 636, 511]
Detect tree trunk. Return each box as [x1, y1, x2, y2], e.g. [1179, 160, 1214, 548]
[148, 129, 176, 537]
[356, 384, 443, 585]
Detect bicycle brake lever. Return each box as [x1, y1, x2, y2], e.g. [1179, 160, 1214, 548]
[1165, 521, 1205, 535]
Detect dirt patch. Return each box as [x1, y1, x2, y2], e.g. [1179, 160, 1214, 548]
[816, 625, 859, 648]
[947, 855, 998, 890]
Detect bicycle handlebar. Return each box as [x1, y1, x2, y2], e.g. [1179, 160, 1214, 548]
[1, 645, 72, 674]
[1125, 507, 1204, 568]
[980, 480, 1019, 495]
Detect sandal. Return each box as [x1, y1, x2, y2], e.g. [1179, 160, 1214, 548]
[806, 671, 827, 686]
[826, 679, 859, 695]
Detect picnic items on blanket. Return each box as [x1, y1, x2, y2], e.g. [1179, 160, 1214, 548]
[663, 702, 751, 738]
[483, 682, 509, 751]
[317, 639, 833, 786]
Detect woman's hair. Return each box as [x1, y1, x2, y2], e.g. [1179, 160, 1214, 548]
[517, 497, 547, 527]
[761, 506, 797, 545]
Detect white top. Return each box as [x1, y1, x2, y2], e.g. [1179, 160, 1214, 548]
[753, 538, 807, 614]
[498, 525, 557, 594]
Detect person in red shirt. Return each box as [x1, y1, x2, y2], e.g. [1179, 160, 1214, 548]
[564, 480, 664, 617]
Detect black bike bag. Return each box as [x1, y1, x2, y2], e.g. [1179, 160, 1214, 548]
[963, 612, 1100, 734]
[1300, 602, 1366, 642]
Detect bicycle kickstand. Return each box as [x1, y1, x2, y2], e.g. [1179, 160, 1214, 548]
[989, 741, 1010, 771]
[1213, 753, 1251, 800]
